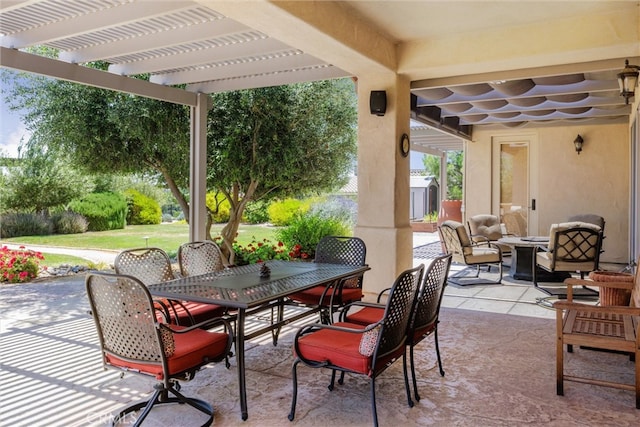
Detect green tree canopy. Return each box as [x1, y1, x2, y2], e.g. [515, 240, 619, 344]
[207, 80, 357, 258]
[3, 67, 192, 216]
[0, 149, 93, 214]
[4, 61, 357, 257]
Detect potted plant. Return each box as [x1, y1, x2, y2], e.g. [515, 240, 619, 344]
[411, 211, 438, 232]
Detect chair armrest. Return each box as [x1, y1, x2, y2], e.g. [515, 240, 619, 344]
[160, 316, 234, 335]
[564, 277, 635, 290]
[470, 235, 492, 247]
[553, 301, 640, 316]
[376, 287, 392, 303]
[337, 301, 385, 322]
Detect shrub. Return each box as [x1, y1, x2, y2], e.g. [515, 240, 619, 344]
[161, 213, 174, 223]
[125, 189, 162, 225]
[276, 212, 350, 260]
[0, 212, 51, 238]
[52, 211, 88, 234]
[243, 200, 270, 224]
[68, 192, 127, 231]
[231, 238, 289, 265]
[267, 198, 310, 226]
[207, 192, 230, 223]
[309, 196, 357, 228]
[0, 245, 43, 283]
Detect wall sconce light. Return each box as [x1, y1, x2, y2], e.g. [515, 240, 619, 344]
[617, 59, 639, 105]
[574, 134, 584, 155]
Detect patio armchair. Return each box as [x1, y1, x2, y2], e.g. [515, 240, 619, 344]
[86, 272, 233, 426]
[178, 240, 228, 277]
[288, 264, 424, 427]
[281, 236, 367, 325]
[502, 211, 527, 237]
[342, 253, 452, 405]
[553, 258, 640, 408]
[114, 247, 226, 326]
[533, 222, 603, 298]
[467, 214, 512, 255]
[438, 220, 503, 286]
[567, 213, 606, 255]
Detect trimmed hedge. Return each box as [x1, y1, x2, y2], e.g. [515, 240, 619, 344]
[125, 189, 162, 225]
[68, 192, 127, 231]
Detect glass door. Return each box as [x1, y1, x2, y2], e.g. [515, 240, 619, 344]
[492, 134, 538, 236]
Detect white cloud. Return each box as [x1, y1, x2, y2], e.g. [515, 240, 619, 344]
[1, 122, 31, 158]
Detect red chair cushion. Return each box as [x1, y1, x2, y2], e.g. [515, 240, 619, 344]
[294, 322, 372, 374]
[345, 306, 384, 326]
[170, 301, 226, 325]
[106, 327, 229, 380]
[290, 285, 363, 306]
[410, 322, 436, 344]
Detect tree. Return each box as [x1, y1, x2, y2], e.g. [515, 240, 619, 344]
[0, 149, 93, 215]
[207, 81, 357, 260]
[4, 64, 357, 258]
[2, 66, 192, 218]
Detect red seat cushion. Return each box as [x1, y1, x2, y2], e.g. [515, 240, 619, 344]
[410, 322, 436, 344]
[106, 327, 229, 380]
[290, 285, 363, 306]
[170, 301, 226, 325]
[345, 306, 384, 326]
[294, 322, 372, 374]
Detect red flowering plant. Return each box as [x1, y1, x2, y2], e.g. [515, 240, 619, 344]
[0, 246, 44, 283]
[231, 238, 290, 265]
[288, 244, 312, 261]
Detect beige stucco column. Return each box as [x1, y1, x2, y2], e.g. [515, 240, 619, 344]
[355, 75, 413, 296]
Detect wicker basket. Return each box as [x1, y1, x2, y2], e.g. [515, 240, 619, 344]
[588, 271, 634, 306]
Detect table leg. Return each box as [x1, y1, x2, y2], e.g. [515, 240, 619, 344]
[236, 308, 248, 420]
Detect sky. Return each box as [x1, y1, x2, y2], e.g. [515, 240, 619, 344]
[1, 75, 31, 158]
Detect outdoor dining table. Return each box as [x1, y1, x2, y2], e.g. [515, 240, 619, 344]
[148, 259, 370, 421]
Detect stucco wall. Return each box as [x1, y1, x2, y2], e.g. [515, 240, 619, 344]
[464, 122, 629, 264]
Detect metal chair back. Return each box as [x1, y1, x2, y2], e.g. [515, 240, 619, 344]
[411, 253, 452, 334]
[114, 247, 175, 285]
[376, 264, 423, 357]
[178, 240, 226, 276]
[548, 226, 602, 270]
[87, 273, 164, 365]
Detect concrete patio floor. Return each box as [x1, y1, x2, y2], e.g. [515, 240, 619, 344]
[1, 233, 637, 426]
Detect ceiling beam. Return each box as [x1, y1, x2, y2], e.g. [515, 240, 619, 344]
[204, 0, 396, 76]
[412, 58, 639, 90]
[187, 64, 350, 93]
[113, 38, 292, 77]
[153, 52, 330, 86]
[60, 17, 248, 64]
[1, 2, 194, 48]
[0, 47, 197, 106]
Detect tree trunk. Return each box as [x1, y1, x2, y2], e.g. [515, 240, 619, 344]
[218, 180, 259, 264]
[159, 164, 190, 222]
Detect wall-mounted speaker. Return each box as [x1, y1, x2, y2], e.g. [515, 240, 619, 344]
[369, 90, 387, 116]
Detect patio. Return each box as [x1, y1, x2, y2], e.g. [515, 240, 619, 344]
[1, 234, 638, 426]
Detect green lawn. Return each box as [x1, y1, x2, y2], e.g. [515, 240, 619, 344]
[2, 223, 280, 267]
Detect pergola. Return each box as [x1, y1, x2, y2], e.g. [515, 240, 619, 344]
[1, 1, 638, 293]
